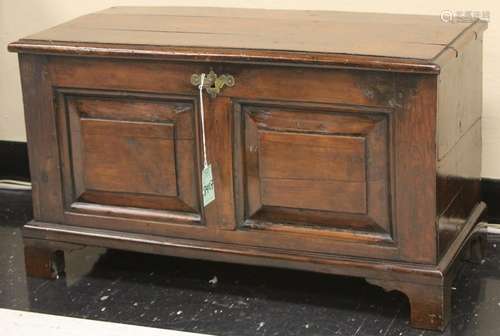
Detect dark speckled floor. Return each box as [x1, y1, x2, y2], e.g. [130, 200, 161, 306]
[1, 190, 500, 336]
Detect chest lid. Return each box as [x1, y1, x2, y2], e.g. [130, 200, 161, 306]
[8, 6, 487, 73]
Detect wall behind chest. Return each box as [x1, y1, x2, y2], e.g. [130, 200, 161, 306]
[1, 0, 498, 178]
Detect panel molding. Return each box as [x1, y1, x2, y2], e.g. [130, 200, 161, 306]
[54, 88, 202, 224]
[233, 100, 395, 242]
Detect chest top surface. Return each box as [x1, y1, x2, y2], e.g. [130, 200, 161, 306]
[8, 7, 487, 73]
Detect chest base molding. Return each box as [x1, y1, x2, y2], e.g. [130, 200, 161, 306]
[23, 201, 485, 331]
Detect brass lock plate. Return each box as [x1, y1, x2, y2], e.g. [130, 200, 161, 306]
[191, 70, 235, 98]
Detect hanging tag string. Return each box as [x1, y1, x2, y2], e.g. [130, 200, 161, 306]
[198, 73, 208, 168]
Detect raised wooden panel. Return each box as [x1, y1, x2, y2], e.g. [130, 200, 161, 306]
[57, 90, 201, 224]
[80, 119, 177, 196]
[234, 102, 393, 239]
[260, 131, 366, 182]
[259, 131, 367, 213]
[262, 179, 366, 213]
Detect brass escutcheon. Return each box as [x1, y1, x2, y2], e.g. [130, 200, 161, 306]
[191, 69, 235, 98]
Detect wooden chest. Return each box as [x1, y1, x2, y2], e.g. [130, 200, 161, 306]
[9, 7, 487, 330]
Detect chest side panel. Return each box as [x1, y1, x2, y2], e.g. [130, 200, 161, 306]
[436, 34, 484, 259]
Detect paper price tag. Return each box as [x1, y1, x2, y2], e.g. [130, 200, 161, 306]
[202, 164, 215, 207]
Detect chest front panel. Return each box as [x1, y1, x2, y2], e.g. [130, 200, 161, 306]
[233, 103, 392, 239]
[56, 91, 202, 225]
[35, 56, 437, 263]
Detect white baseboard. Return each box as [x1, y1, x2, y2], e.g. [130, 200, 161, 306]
[0, 308, 211, 336]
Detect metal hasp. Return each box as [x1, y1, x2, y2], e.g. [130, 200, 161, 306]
[191, 70, 235, 98]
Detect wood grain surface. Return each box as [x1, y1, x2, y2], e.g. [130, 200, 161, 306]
[9, 7, 487, 72]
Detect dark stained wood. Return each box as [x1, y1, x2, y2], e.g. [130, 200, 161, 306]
[203, 96, 237, 230]
[367, 278, 451, 331]
[80, 119, 177, 196]
[8, 7, 487, 73]
[55, 90, 202, 220]
[436, 33, 484, 258]
[70, 202, 200, 224]
[234, 102, 392, 238]
[22, 221, 443, 284]
[60, 208, 401, 258]
[18, 54, 65, 223]
[259, 131, 366, 182]
[393, 74, 438, 264]
[437, 34, 483, 161]
[6, 41, 442, 74]
[11, 7, 488, 331]
[261, 178, 366, 213]
[46, 57, 397, 106]
[438, 202, 486, 273]
[24, 244, 65, 279]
